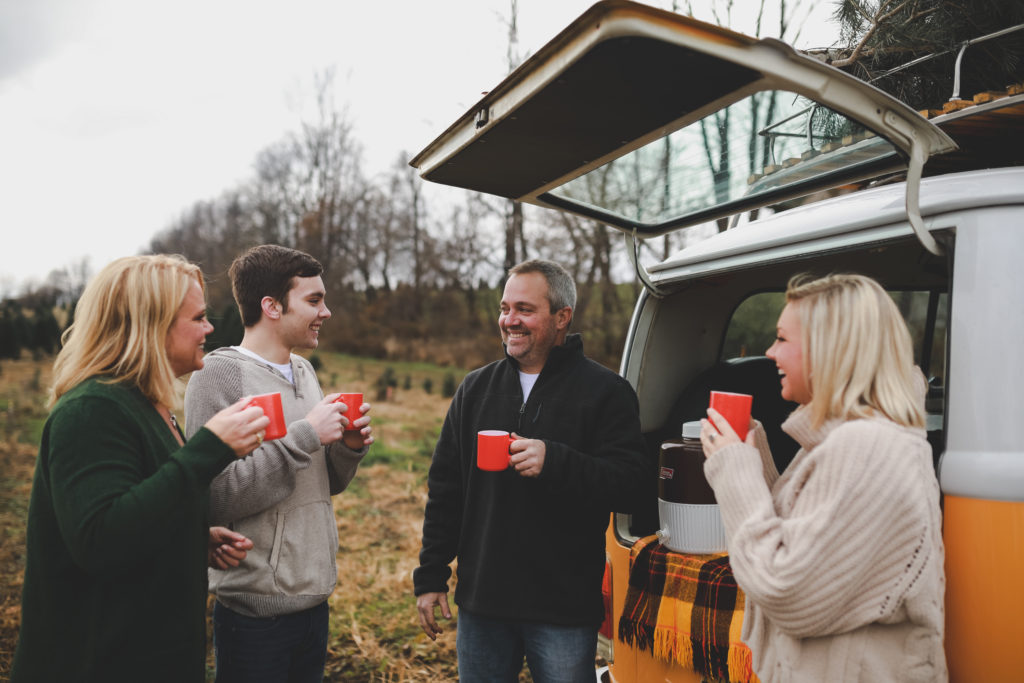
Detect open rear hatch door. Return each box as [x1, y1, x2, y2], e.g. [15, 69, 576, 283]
[410, 0, 956, 254]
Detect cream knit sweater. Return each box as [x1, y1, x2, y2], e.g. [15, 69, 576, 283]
[704, 407, 947, 682]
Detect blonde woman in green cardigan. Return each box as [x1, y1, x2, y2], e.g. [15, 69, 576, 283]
[700, 273, 946, 682]
[11, 254, 270, 683]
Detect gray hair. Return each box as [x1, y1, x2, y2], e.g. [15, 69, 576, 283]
[508, 259, 577, 313]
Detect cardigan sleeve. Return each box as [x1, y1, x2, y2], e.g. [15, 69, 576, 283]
[47, 395, 234, 575]
[705, 419, 935, 638]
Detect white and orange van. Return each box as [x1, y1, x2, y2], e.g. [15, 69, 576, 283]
[411, 2, 1024, 681]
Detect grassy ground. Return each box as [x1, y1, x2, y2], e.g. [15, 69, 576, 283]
[0, 358, 50, 681]
[0, 352, 521, 682]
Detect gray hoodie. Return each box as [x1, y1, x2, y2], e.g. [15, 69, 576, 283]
[184, 347, 365, 617]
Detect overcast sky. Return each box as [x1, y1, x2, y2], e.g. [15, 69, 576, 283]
[0, 0, 840, 294]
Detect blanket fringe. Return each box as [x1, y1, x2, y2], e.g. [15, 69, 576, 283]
[728, 643, 757, 683]
[653, 627, 694, 669]
[648, 628, 757, 683]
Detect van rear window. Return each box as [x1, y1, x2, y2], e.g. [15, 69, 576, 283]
[547, 90, 899, 233]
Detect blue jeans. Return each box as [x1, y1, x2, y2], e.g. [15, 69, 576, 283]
[213, 601, 329, 683]
[456, 607, 598, 683]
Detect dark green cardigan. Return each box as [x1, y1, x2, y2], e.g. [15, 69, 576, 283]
[11, 377, 235, 683]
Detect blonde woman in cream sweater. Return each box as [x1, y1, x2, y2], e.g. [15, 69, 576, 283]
[700, 273, 946, 682]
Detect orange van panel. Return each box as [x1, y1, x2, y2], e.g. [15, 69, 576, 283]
[943, 495, 1024, 682]
[605, 518, 704, 683]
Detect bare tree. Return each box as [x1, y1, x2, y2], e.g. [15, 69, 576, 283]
[433, 198, 495, 292]
[380, 154, 429, 311]
[501, 0, 527, 272]
[290, 71, 369, 287]
[252, 139, 303, 247]
[41, 257, 92, 308]
[685, 0, 812, 232]
[350, 185, 391, 293]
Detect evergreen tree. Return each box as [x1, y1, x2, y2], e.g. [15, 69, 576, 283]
[31, 308, 62, 355]
[206, 303, 244, 351]
[821, 0, 1024, 109]
[10, 307, 33, 358]
[64, 299, 78, 336]
[0, 310, 20, 359]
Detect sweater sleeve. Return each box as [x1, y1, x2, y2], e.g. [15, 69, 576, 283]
[325, 441, 368, 495]
[751, 420, 780, 487]
[184, 357, 322, 526]
[705, 420, 934, 638]
[536, 374, 648, 512]
[413, 388, 465, 596]
[47, 396, 234, 575]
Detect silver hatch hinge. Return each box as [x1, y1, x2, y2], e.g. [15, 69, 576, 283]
[627, 230, 666, 298]
[883, 110, 942, 256]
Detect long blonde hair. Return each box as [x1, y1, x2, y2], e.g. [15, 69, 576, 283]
[787, 273, 925, 429]
[50, 254, 204, 408]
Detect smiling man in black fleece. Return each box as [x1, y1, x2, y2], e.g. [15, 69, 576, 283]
[414, 259, 647, 683]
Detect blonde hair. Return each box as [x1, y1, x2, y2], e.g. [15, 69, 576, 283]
[50, 254, 204, 408]
[787, 273, 925, 429]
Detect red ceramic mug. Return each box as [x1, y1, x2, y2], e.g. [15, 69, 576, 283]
[334, 392, 364, 431]
[709, 391, 753, 441]
[247, 392, 287, 441]
[477, 430, 514, 471]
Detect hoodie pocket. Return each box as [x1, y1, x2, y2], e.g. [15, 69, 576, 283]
[269, 500, 338, 596]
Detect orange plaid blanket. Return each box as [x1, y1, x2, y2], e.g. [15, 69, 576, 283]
[617, 535, 758, 683]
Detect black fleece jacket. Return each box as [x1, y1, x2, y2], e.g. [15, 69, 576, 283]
[414, 334, 647, 627]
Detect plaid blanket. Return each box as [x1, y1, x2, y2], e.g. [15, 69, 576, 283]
[617, 535, 757, 683]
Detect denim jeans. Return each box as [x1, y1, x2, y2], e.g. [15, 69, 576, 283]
[213, 601, 329, 683]
[456, 607, 598, 683]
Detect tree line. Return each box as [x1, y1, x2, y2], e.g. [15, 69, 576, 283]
[144, 74, 648, 371]
[5, 0, 1017, 371]
[149, 0, 1024, 372]
[0, 303, 63, 361]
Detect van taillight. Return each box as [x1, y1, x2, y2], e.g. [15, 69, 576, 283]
[599, 557, 613, 639]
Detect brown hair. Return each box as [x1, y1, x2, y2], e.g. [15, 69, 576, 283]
[229, 245, 323, 326]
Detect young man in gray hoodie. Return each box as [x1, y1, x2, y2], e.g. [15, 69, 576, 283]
[185, 244, 372, 683]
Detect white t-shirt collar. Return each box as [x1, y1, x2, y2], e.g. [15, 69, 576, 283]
[519, 371, 539, 402]
[233, 346, 295, 384]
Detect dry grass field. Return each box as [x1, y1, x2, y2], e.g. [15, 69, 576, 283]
[0, 352, 541, 682]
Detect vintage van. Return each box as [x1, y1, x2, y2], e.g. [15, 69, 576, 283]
[410, 1, 1024, 681]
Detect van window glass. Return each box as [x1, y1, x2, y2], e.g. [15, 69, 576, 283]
[548, 91, 899, 229]
[721, 289, 948, 386]
[889, 290, 948, 386]
[721, 292, 786, 360]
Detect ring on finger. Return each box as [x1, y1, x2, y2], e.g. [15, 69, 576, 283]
[708, 432, 716, 443]
[256, 432, 264, 446]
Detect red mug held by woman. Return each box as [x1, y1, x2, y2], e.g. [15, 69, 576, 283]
[709, 391, 753, 441]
